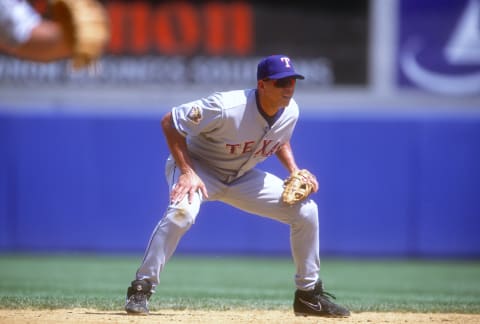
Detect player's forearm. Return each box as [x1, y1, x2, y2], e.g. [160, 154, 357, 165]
[1, 21, 72, 62]
[276, 142, 299, 173]
[16, 21, 72, 62]
[161, 112, 196, 175]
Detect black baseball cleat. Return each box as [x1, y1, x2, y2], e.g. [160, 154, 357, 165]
[293, 280, 350, 317]
[125, 279, 152, 315]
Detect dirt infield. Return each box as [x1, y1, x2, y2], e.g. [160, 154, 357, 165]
[1, 309, 479, 324]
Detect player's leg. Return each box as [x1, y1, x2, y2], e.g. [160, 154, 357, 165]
[221, 169, 319, 289]
[220, 168, 349, 317]
[125, 156, 218, 314]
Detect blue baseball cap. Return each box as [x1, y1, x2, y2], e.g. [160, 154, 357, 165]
[257, 54, 305, 80]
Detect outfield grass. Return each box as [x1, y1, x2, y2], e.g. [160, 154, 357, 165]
[0, 254, 479, 313]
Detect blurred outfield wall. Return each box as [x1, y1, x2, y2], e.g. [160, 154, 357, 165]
[0, 113, 479, 257]
[0, 0, 479, 257]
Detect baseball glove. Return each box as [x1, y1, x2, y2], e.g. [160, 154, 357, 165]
[282, 169, 315, 205]
[50, 0, 110, 70]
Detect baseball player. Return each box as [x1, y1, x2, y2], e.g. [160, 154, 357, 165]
[125, 54, 350, 318]
[0, 0, 73, 62]
[0, 0, 108, 70]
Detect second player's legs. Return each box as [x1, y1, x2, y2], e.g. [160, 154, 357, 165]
[220, 169, 320, 290]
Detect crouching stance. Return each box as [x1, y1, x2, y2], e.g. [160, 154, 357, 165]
[125, 55, 350, 318]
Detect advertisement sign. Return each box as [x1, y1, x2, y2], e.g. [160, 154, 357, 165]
[0, 0, 368, 88]
[398, 0, 480, 95]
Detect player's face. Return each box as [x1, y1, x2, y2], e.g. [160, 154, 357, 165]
[261, 77, 297, 107]
[271, 78, 297, 88]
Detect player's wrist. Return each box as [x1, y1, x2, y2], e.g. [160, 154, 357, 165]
[289, 166, 299, 174]
[179, 167, 195, 175]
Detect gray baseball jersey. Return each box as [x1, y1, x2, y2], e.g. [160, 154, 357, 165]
[135, 88, 320, 292]
[0, 0, 41, 45]
[171, 88, 298, 182]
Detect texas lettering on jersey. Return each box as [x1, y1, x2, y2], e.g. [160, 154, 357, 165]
[226, 139, 281, 157]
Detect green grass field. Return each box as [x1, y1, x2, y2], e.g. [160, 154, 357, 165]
[0, 254, 479, 313]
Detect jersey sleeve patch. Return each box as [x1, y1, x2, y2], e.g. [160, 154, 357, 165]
[186, 105, 203, 125]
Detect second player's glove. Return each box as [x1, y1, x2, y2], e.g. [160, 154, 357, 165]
[50, 0, 110, 70]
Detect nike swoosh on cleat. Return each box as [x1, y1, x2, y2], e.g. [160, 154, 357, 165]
[298, 298, 322, 311]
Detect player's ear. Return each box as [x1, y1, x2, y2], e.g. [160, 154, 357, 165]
[257, 79, 266, 90]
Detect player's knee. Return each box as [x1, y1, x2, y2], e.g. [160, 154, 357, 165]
[165, 206, 196, 229]
[164, 195, 201, 229]
[298, 200, 319, 227]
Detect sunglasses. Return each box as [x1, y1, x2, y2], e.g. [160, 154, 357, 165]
[264, 78, 297, 88]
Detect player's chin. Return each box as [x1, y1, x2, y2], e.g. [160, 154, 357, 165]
[280, 96, 292, 106]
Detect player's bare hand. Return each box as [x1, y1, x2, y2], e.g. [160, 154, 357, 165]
[170, 171, 209, 204]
